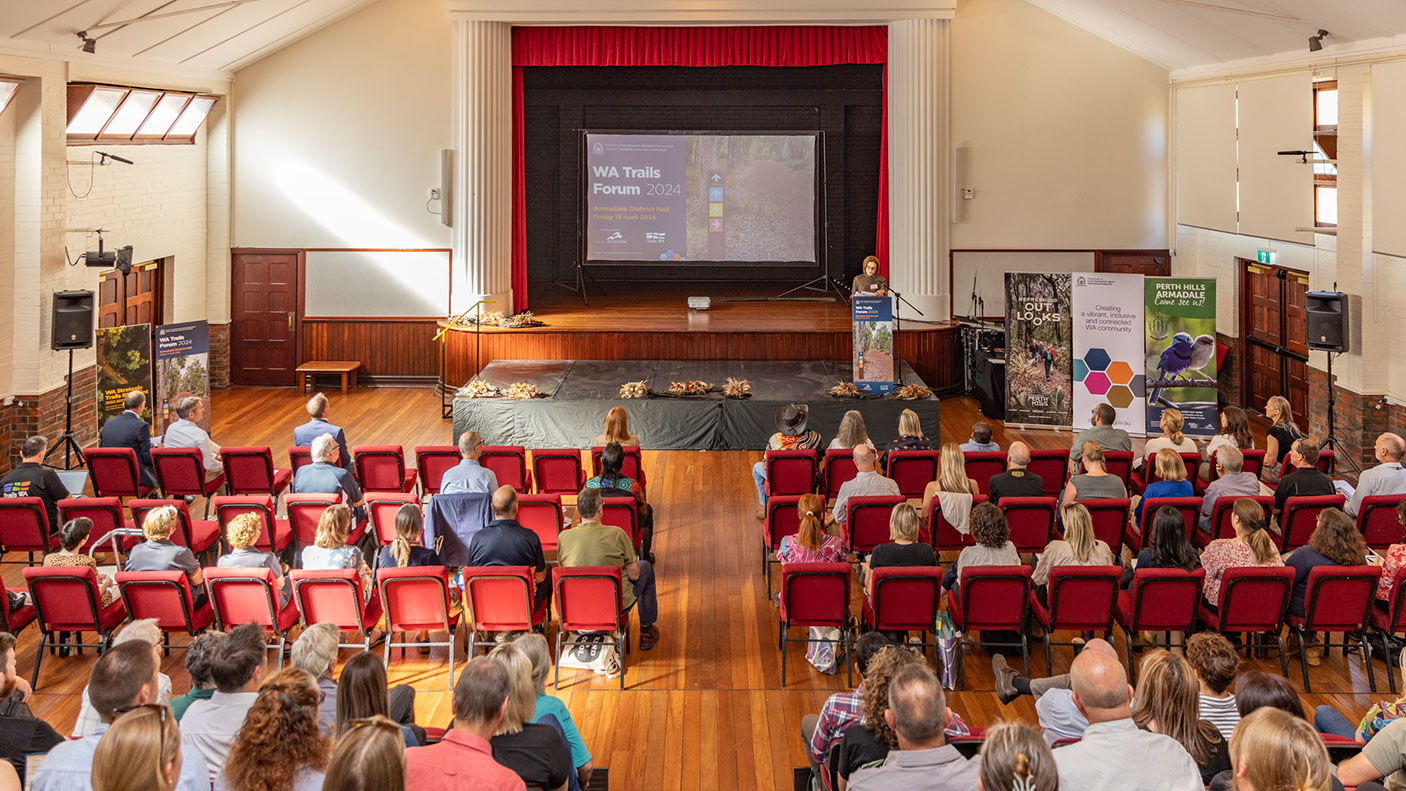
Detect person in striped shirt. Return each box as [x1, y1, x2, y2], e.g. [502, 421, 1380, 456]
[1187, 631, 1241, 741]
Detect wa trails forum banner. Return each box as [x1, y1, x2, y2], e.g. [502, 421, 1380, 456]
[1004, 272, 1073, 428]
[852, 296, 895, 395]
[1144, 278, 1218, 437]
[95, 324, 153, 431]
[156, 321, 212, 434]
[1071, 273, 1146, 433]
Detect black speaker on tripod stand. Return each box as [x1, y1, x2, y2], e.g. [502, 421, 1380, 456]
[1305, 291, 1359, 474]
[45, 290, 95, 469]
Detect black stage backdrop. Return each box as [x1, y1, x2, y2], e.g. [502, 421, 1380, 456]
[522, 64, 884, 299]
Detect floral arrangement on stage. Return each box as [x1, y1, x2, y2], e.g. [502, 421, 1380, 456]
[457, 311, 545, 329]
[894, 384, 933, 400]
[828, 381, 866, 398]
[619, 381, 651, 399]
[457, 379, 501, 398]
[668, 380, 712, 397]
[505, 382, 544, 399]
[721, 377, 751, 399]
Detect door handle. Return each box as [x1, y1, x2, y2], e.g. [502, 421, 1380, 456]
[287, 312, 294, 331]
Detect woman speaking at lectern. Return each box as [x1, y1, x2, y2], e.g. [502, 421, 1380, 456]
[851, 255, 888, 296]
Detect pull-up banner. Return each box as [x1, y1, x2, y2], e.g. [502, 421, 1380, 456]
[1071, 273, 1146, 434]
[1144, 278, 1218, 437]
[1004, 272, 1073, 428]
[156, 321, 212, 435]
[852, 296, 895, 395]
[96, 324, 153, 431]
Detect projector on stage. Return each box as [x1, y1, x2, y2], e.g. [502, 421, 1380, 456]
[688, 296, 711, 311]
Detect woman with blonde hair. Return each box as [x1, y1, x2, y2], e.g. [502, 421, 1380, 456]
[593, 406, 639, 448]
[1131, 649, 1230, 785]
[1262, 396, 1304, 483]
[218, 667, 330, 791]
[1141, 407, 1198, 468]
[512, 633, 593, 788]
[881, 408, 933, 462]
[91, 704, 183, 791]
[320, 715, 405, 791]
[977, 722, 1059, 791]
[217, 512, 288, 605]
[830, 410, 874, 451]
[485, 642, 573, 791]
[1032, 502, 1114, 604]
[1062, 441, 1127, 507]
[921, 443, 980, 534]
[125, 505, 205, 607]
[1133, 447, 1195, 524]
[1201, 498, 1284, 607]
[863, 504, 938, 604]
[776, 493, 845, 564]
[301, 504, 372, 593]
[1229, 707, 1331, 791]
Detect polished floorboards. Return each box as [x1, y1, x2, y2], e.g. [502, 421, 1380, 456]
[3, 386, 1389, 791]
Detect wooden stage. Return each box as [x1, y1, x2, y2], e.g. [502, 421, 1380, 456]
[3, 388, 1385, 791]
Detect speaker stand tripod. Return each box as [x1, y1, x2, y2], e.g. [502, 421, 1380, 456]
[43, 348, 87, 470]
[1319, 351, 1361, 476]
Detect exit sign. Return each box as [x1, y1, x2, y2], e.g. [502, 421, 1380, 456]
[1257, 250, 1277, 265]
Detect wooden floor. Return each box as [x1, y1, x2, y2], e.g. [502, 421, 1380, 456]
[5, 386, 1390, 791]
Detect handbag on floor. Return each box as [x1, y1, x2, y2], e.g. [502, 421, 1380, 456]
[936, 611, 960, 689]
[806, 627, 842, 674]
[559, 632, 621, 677]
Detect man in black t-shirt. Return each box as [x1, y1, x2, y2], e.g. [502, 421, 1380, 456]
[986, 442, 1045, 507]
[467, 486, 549, 607]
[1274, 439, 1336, 515]
[0, 436, 70, 533]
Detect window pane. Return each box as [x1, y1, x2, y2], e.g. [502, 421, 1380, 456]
[1316, 185, 1337, 225]
[136, 93, 190, 137]
[101, 90, 160, 137]
[66, 87, 127, 135]
[0, 80, 18, 116]
[165, 96, 215, 138]
[1316, 88, 1338, 127]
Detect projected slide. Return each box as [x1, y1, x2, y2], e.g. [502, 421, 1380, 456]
[585, 133, 816, 263]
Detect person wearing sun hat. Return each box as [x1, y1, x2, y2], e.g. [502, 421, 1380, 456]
[752, 403, 824, 520]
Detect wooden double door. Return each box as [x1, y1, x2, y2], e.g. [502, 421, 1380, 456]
[1240, 260, 1309, 429]
[97, 259, 163, 328]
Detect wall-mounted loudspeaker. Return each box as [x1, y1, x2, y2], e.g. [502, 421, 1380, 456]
[51, 290, 95, 350]
[440, 148, 453, 228]
[1305, 291, 1349, 353]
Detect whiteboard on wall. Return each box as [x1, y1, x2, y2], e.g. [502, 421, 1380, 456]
[952, 251, 1094, 318]
[303, 250, 451, 318]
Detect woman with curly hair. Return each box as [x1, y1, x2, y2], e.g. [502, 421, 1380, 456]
[216, 667, 329, 791]
[217, 512, 288, 604]
[1131, 649, 1231, 785]
[978, 722, 1059, 791]
[1285, 508, 1368, 665]
[835, 646, 926, 789]
[942, 502, 1020, 594]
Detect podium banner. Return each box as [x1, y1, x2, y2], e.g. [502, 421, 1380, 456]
[156, 321, 212, 434]
[852, 296, 895, 395]
[1071, 273, 1146, 433]
[96, 324, 153, 431]
[1004, 272, 1072, 427]
[1144, 278, 1218, 437]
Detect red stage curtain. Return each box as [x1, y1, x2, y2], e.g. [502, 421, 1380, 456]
[509, 25, 891, 309]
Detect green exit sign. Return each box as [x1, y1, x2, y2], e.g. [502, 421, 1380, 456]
[1257, 250, 1277, 265]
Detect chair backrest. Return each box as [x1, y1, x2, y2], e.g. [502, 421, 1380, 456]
[286, 494, 340, 548]
[1278, 449, 1336, 478]
[1145, 453, 1201, 487]
[926, 493, 982, 553]
[1216, 566, 1295, 632]
[0, 497, 52, 552]
[1127, 568, 1206, 632]
[845, 495, 905, 555]
[764, 449, 820, 497]
[378, 566, 453, 632]
[151, 447, 208, 495]
[553, 566, 623, 633]
[999, 497, 1057, 553]
[22, 565, 108, 630]
[290, 568, 370, 630]
[963, 452, 1007, 495]
[1239, 449, 1267, 479]
[205, 567, 282, 631]
[1279, 495, 1347, 553]
[480, 446, 529, 491]
[352, 446, 408, 492]
[1359, 495, 1406, 549]
[823, 450, 860, 500]
[869, 566, 942, 631]
[115, 570, 198, 631]
[1137, 497, 1202, 543]
[1209, 495, 1274, 544]
[85, 447, 144, 498]
[222, 447, 279, 494]
[128, 499, 198, 548]
[1026, 449, 1070, 498]
[1302, 565, 1381, 632]
[517, 494, 562, 552]
[58, 497, 129, 555]
[591, 446, 644, 483]
[600, 497, 641, 549]
[459, 566, 534, 632]
[765, 495, 810, 552]
[1381, 565, 1406, 635]
[1080, 498, 1131, 555]
[366, 493, 419, 547]
[0, 576, 31, 632]
[415, 446, 463, 494]
[780, 562, 850, 628]
[532, 449, 584, 495]
[886, 450, 939, 498]
[957, 565, 1032, 630]
[1045, 566, 1121, 630]
[1081, 451, 1134, 486]
[288, 446, 315, 473]
[213, 495, 280, 553]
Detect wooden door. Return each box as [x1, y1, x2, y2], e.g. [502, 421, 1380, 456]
[231, 250, 299, 386]
[1241, 260, 1309, 429]
[1096, 250, 1171, 276]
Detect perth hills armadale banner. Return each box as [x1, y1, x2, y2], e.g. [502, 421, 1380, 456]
[1004, 272, 1073, 428]
[1071, 273, 1146, 434]
[1144, 278, 1218, 437]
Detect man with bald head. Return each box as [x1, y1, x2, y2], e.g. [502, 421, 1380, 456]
[991, 638, 1119, 743]
[986, 441, 1044, 507]
[831, 444, 901, 528]
[1053, 644, 1203, 790]
[467, 485, 549, 608]
[848, 664, 978, 790]
[1345, 432, 1406, 518]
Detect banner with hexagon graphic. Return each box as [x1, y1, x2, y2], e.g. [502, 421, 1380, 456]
[1144, 277, 1218, 437]
[1004, 272, 1072, 428]
[1071, 272, 1146, 434]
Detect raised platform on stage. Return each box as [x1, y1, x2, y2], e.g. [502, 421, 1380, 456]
[452, 359, 940, 451]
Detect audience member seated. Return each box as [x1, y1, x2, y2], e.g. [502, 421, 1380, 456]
[513, 633, 594, 790]
[1138, 408, 1197, 470]
[180, 624, 269, 784]
[1314, 651, 1406, 743]
[1261, 396, 1305, 484]
[216, 666, 328, 791]
[586, 442, 655, 563]
[594, 406, 640, 448]
[486, 643, 572, 791]
[126, 505, 206, 608]
[32, 640, 208, 791]
[217, 512, 289, 605]
[170, 631, 223, 721]
[835, 645, 924, 787]
[293, 393, 350, 468]
[1033, 502, 1114, 605]
[1201, 498, 1284, 608]
[1374, 501, 1406, 605]
[73, 619, 172, 737]
[1346, 433, 1406, 518]
[986, 442, 1043, 508]
[162, 396, 222, 482]
[1123, 505, 1202, 589]
[864, 504, 938, 605]
[440, 430, 498, 495]
[1230, 708, 1336, 791]
[377, 503, 443, 570]
[942, 503, 1021, 594]
[87, 700, 188, 791]
[0, 435, 69, 531]
[301, 503, 373, 596]
[880, 409, 934, 466]
[831, 410, 876, 452]
[776, 493, 845, 564]
[975, 722, 1059, 791]
[1130, 649, 1230, 785]
[1134, 448, 1194, 525]
[801, 632, 891, 783]
[43, 517, 118, 608]
[1199, 446, 1262, 533]
[98, 389, 158, 490]
[1233, 670, 1304, 720]
[991, 639, 1120, 744]
[334, 651, 422, 748]
[1200, 406, 1253, 483]
[1051, 642, 1203, 791]
[468, 486, 549, 609]
[290, 624, 340, 732]
[847, 664, 978, 791]
[1068, 404, 1132, 472]
[558, 488, 660, 651]
[323, 714, 405, 791]
[1185, 631, 1241, 741]
[752, 404, 824, 519]
[405, 657, 527, 791]
[1285, 508, 1368, 665]
[921, 444, 978, 533]
[293, 434, 366, 523]
[832, 445, 901, 531]
[0, 632, 63, 786]
[959, 420, 1001, 454]
[1274, 439, 1337, 517]
[1062, 442, 1127, 507]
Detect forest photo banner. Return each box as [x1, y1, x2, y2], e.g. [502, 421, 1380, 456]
[96, 324, 153, 431]
[156, 321, 212, 434]
[1004, 272, 1072, 428]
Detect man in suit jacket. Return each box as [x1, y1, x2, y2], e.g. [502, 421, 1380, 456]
[99, 390, 157, 489]
[292, 393, 351, 468]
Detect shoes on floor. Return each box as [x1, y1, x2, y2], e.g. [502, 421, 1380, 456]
[640, 624, 661, 651]
[992, 654, 1020, 705]
[755, 508, 766, 521]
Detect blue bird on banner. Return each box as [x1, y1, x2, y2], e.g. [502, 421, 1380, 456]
[1150, 333, 1216, 405]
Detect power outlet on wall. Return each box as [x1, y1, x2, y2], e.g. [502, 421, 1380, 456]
[428, 188, 442, 201]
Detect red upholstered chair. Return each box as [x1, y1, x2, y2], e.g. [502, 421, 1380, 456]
[0, 579, 36, 637]
[1278, 495, 1347, 553]
[459, 566, 546, 658]
[886, 450, 939, 498]
[415, 446, 464, 495]
[115, 570, 215, 642]
[129, 499, 220, 561]
[1198, 565, 1295, 677]
[532, 449, 586, 496]
[862, 566, 942, 658]
[205, 567, 300, 667]
[22, 565, 127, 687]
[947, 565, 1032, 689]
[478, 446, 531, 492]
[286, 494, 341, 550]
[1288, 565, 1381, 692]
[379, 566, 461, 686]
[926, 493, 982, 554]
[1027, 449, 1070, 498]
[1080, 498, 1131, 557]
[822, 450, 860, 502]
[222, 447, 293, 500]
[1030, 565, 1121, 674]
[1358, 495, 1406, 550]
[999, 497, 1057, 554]
[963, 452, 1007, 495]
[1371, 565, 1406, 694]
[591, 446, 647, 492]
[1115, 568, 1205, 682]
[778, 562, 851, 686]
[352, 446, 417, 494]
[1202, 495, 1275, 548]
[517, 494, 563, 553]
[58, 497, 137, 558]
[289, 568, 383, 651]
[763, 449, 820, 498]
[0, 497, 58, 563]
[287, 446, 325, 475]
[85, 447, 154, 499]
[552, 566, 627, 689]
[1080, 451, 1134, 489]
[1239, 449, 1267, 479]
[761, 495, 812, 597]
[151, 448, 226, 517]
[1126, 496, 1200, 554]
[366, 493, 419, 548]
[601, 497, 641, 550]
[213, 495, 292, 556]
[843, 495, 905, 556]
[1277, 448, 1336, 479]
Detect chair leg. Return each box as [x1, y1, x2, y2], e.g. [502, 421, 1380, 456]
[30, 633, 44, 689]
[552, 630, 562, 690]
[1124, 627, 1137, 686]
[1296, 629, 1311, 691]
[956, 635, 966, 690]
[447, 627, 456, 690]
[781, 627, 788, 687]
[1044, 630, 1053, 676]
[1021, 632, 1031, 679]
[1391, 634, 1401, 696]
[617, 630, 625, 691]
[1277, 633, 1290, 679]
[1362, 630, 1378, 694]
[845, 627, 853, 688]
[276, 635, 286, 671]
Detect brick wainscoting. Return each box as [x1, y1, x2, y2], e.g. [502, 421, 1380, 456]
[1, 365, 98, 475]
[209, 323, 230, 389]
[1306, 366, 1394, 477]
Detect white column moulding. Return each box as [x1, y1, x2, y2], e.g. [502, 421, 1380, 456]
[451, 20, 513, 312]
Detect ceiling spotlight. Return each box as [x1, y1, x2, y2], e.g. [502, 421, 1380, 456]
[1309, 29, 1329, 52]
[77, 31, 96, 54]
